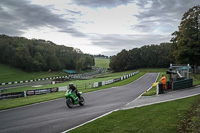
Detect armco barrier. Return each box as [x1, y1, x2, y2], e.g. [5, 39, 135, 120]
[0, 71, 139, 100]
[98, 82, 102, 87]
[102, 81, 106, 86]
[58, 86, 68, 91]
[0, 76, 68, 86]
[26, 88, 58, 96]
[93, 82, 98, 88]
[0, 92, 25, 100]
[113, 78, 121, 82]
[105, 79, 114, 85]
[0, 86, 68, 100]
[93, 71, 139, 88]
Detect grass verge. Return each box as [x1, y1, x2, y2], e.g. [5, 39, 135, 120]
[68, 95, 200, 133]
[141, 69, 168, 96]
[1, 70, 140, 94]
[141, 69, 200, 96]
[0, 72, 145, 110]
[0, 63, 67, 84]
[94, 58, 110, 68]
[179, 96, 200, 132]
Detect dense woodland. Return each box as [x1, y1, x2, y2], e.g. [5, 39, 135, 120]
[0, 35, 94, 72]
[110, 5, 200, 72]
[109, 43, 173, 71]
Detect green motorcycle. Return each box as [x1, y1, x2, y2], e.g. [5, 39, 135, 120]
[65, 90, 85, 108]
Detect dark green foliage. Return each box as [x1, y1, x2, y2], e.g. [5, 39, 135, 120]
[171, 5, 200, 70]
[110, 43, 173, 72]
[0, 34, 94, 72]
[109, 49, 129, 72]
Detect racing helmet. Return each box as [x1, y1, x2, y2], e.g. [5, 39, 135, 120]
[69, 83, 73, 87]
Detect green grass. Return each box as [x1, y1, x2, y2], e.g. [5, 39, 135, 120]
[141, 68, 200, 96]
[0, 63, 67, 84]
[1, 66, 199, 110]
[68, 94, 200, 133]
[94, 58, 110, 68]
[2, 70, 140, 94]
[190, 73, 200, 86]
[0, 71, 144, 110]
[0, 57, 109, 83]
[140, 68, 168, 96]
[0, 91, 65, 110]
[179, 96, 200, 132]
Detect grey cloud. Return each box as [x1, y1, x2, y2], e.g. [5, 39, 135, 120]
[72, 0, 134, 8]
[0, 0, 86, 37]
[133, 0, 200, 34]
[59, 28, 87, 37]
[90, 34, 171, 56]
[65, 9, 82, 16]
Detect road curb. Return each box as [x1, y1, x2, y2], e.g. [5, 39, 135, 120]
[121, 92, 200, 110]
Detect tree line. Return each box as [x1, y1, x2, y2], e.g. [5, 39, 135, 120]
[93, 54, 109, 59]
[110, 5, 200, 72]
[0, 35, 95, 72]
[109, 43, 173, 71]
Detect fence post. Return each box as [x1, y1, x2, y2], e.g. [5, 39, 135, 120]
[24, 91, 27, 97]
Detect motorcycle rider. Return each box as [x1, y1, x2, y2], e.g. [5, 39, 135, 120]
[69, 83, 80, 99]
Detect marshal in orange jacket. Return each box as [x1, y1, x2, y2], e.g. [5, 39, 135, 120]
[160, 75, 167, 90]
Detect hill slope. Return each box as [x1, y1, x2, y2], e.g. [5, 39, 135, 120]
[94, 58, 110, 68]
[0, 64, 66, 83]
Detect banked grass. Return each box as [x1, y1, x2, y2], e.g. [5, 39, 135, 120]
[94, 58, 110, 68]
[141, 69, 200, 96]
[1, 70, 141, 94]
[68, 95, 200, 133]
[0, 63, 67, 84]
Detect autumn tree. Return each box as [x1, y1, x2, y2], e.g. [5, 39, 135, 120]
[171, 5, 200, 72]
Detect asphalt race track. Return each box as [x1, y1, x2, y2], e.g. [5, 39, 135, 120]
[0, 73, 158, 133]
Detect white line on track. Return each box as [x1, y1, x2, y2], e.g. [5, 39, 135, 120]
[63, 91, 200, 132]
[122, 92, 200, 110]
[62, 73, 157, 133]
[61, 109, 119, 133]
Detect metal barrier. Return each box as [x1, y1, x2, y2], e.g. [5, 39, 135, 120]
[172, 78, 193, 90]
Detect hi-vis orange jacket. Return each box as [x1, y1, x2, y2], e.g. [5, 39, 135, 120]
[160, 76, 166, 85]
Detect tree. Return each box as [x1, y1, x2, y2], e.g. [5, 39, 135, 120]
[171, 5, 200, 72]
[0, 34, 95, 72]
[109, 43, 172, 72]
[127, 48, 141, 69]
[109, 49, 128, 72]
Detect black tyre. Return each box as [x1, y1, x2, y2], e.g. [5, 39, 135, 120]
[66, 98, 73, 108]
[79, 96, 85, 106]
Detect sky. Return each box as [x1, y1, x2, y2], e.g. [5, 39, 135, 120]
[0, 0, 199, 56]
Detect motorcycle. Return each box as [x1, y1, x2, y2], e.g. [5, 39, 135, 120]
[65, 90, 85, 108]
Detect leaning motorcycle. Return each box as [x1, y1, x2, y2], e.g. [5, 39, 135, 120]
[65, 90, 85, 108]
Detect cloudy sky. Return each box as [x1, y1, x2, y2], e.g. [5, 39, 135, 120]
[0, 0, 199, 56]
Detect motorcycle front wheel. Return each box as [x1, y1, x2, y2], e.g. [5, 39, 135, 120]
[79, 96, 85, 106]
[66, 98, 73, 108]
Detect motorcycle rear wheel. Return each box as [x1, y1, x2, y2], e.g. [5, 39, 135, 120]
[66, 98, 73, 108]
[79, 96, 85, 106]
